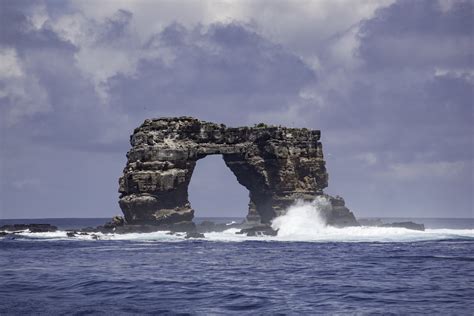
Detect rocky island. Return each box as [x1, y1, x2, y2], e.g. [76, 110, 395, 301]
[0, 117, 426, 238]
[117, 117, 359, 234]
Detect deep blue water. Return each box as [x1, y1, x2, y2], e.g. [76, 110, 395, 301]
[1, 218, 473, 315]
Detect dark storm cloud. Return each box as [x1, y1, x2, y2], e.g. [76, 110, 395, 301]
[0, 1, 130, 218]
[107, 22, 316, 125]
[318, 0, 473, 216]
[315, 0, 473, 152]
[0, 1, 128, 153]
[353, 0, 473, 162]
[358, 0, 474, 69]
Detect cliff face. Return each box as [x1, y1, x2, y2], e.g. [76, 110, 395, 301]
[119, 117, 357, 226]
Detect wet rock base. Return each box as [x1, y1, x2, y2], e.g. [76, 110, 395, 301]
[1, 215, 425, 240]
[358, 219, 425, 231]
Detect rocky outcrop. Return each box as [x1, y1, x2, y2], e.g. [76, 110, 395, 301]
[237, 225, 279, 237]
[358, 219, 425, 231]
[323, 195, 359, 227]
[380, 222, 425, 231]
[119, 117, 358, 228]
[0, 224, 58, 233]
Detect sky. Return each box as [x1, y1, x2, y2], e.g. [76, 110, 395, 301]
[0, 0, 472, 219]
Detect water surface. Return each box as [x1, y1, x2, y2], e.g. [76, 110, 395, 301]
[1, 217, 473, 314]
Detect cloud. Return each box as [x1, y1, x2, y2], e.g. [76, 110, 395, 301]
[58, 0, 395, 101]
[358, 0, 474, 71]
[0, 46, 51, 126]
[309, 0, 473, 158]
[106, 22, 317, 125]
[12, 178, 41, 190]
[0, 47, 23, 77]
[379, 161, 469, 180]
[0, 1, 131, 152]
[356, 152, 378, 166]
[0, 0, 472, 218]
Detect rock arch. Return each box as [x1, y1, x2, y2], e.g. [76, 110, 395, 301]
[118, 117, 330, 226]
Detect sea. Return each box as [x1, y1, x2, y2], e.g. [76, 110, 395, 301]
[1, 210, 473, 314]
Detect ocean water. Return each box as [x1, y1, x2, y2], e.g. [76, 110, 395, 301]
[1, 212, 473, 314]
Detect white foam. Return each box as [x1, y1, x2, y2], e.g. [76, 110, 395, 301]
[271, 196, 329, 238]
[3, 201, 473, 243]
[107, 231, 184, 241]
[6, 227, 473, 243]
[268, 198, 474, 242]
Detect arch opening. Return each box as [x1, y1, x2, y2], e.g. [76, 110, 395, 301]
[188, 155, 249, 221]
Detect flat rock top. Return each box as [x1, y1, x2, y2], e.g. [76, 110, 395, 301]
[131, 116, 321, 146]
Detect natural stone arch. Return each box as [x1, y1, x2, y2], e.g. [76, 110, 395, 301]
[118, 117, 329, 226]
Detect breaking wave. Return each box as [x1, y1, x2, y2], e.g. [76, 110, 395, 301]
[9, 227, 474, 243]
[3, 199, 473, 243]
[269, 198, 473, 242]
[271, 196, 330, 237]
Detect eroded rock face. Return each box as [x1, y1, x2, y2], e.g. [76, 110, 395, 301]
[119, 117, 356, 227]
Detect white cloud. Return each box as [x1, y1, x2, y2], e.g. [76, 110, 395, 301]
[0, 48, 51, 126]
[326, 26, 363, 69]
[379, 161, 470, 180]
[0, 48, 23, 78]
[437, 0, 458, 12]
[356, 152, 378, 165]
[434, 68, 474, 83]
[27, 2, 49, 30]
[12, 178, 41, 190]
[0, 76, 51, 126]
[47, 0, 395, 105]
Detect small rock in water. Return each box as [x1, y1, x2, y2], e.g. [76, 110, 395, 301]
[185, 232, 205, 239]
[357, 219, 425, 231]
[103, 215, 126, 229]
[90, 234, 100, 240]
[237, 225, 278, 236]
[381, 222, 425, 231]
[0, 224, 58, 233]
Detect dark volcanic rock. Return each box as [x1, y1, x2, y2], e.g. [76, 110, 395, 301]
[185, 232, 205, 239]
[237, 225, 279, 237]
[112, 221, 197, 234]
[118, 117, 358, 228]
[358, 218, 384, 226]
[0, 224, 58, 233]
[321, 195, 360, 227]
[358, 219, 425, 231]
[103, 215, 125, 229]
[66, 231, 88, 237]
[381, 222, 425, 231]
[357, 219, 425, 231]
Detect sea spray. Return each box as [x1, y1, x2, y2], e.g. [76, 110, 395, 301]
[4, 207, 474, 242]
[268, 197, 474, 242]
[271, 196, 331, 237]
